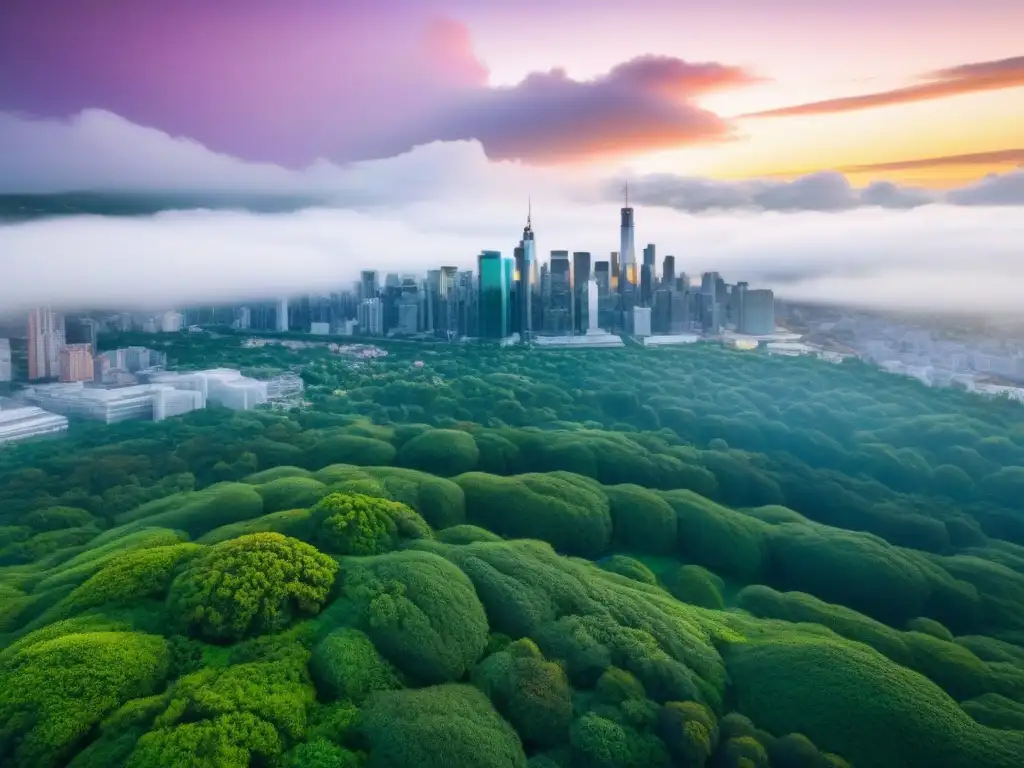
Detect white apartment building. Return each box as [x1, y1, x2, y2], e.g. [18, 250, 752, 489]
[150, 368, 269, 411]
[21, 382, 204, 424]
[0, 400, 69, 444]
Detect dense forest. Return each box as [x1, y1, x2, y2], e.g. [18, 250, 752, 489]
[2, 334, 1024, 768]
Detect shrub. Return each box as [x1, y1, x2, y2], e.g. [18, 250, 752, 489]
[457, 472, 612, 558]
[283, 739, 363, 768]
[342, 550, 488, 685]
[437, 524, 503, 544]
[310, 628, 402, 703]
[313, 492, 431, 555]
[0, 631, 169, 768]
[117, 484, 266, 539]
[304, 435, 397, 470]
[473, 643, 573, 749]
[243, 466, 314, 484]
[600, 555, 658, 586]
[255, 477, 328, 514]
[906, 617, 955, 641]
[604, 485, 678, 555]
[126, 712, 283, 768]
[657, 700, 718, 767]
[197, 508, 317, 545]
[661, 490, 767, 581]
[667, 565, 726, 610]
[725, 632, 1024, 768]
[64, 543, 204, 613]
[357, 684, 527, 768]
[362, 467, 467, 529]
[397, 429, 481, 476]
[24, 506, 96, 532]
[168, 533, 338, 642]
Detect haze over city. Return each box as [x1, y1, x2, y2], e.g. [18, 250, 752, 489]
[0, 0, 1022, 313]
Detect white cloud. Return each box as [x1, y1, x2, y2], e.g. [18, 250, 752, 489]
[0, 109, 1022, 315]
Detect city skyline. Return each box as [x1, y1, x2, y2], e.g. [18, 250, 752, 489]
[0, 1, 1021, 315]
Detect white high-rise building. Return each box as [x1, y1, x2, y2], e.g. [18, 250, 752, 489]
[633, 306, 652, 337]
[586, 278, 600, 334]
[277, 299, 289, 332]
[161, 311, 183, 333]
[0, 339, 11, 382]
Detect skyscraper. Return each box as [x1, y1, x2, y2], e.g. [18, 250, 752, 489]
[548, 250, 572, 334]
[641, 243, 656, 306]
[360, 271, 380, 301]
[478, 251, 512, 340]
[586, 278, 600, 334]
[572, 252, 591, 334]
[27, 307, 64, 381]
[662, 255, 676, 287]
[619, 184, 637, 295]
[276, 298, 289, 332]
[516, 201, 539, 340]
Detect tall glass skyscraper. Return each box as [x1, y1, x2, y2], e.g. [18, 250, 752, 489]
[619, 184, 637, 296]
[478, 250, 512, 339]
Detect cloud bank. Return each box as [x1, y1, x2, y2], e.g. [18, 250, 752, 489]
[0, 108, 1022, 317]
[3, 109, 1023, 214]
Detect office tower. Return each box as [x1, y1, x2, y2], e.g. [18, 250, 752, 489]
[740, 289, 775, 335]
[437, 266, 459, 339]
[653, 289, 672, 334]
[514, 201, 540, 339]
[59, 343, 94, 383]
[632, 306, 652, 337]
[677, 272, 690, 292]
[396, 275, 421, 335]
[572, 252, 591, 334]
[641, 243, 656, 306]
[28, 307, 64, 381]
[357, 298, 385, 336]
[360, 271, 380, 301]
[276, 298, 290, 332]
[0, 339, 11, 382]
[594, 261, 610, 297]
[478, 251, 512, 340]
[700, 272, 722, 333]
[65, 317, 99, 357]
[586, 278, 600, 334]
[426, 270, 441, 334]
[610, 251, 619, 293]
[619, 185, 637, 295]
[671, 291, 691, 332]
[662, 255, 675, 287]
[547, 250, 572, 334]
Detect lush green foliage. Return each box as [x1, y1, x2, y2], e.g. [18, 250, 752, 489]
[168, 533, 337, 642]
[3, 335, 1024, 767]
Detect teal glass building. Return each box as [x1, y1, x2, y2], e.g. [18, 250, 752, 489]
[478, 250, 512, 339]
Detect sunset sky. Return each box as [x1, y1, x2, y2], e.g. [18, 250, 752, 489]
[2, 0, 1021, 187]
[0, 0, 1022, 312]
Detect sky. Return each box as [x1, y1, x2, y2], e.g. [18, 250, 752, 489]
[0, 0, 1022, 314]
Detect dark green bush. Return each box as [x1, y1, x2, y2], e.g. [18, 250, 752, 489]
[357, 684, 527, 768]
[457, 472, 612, 558]
[310, 628, 402, 703]
[599, 555, 658, 586]
[397, 429, 480, 476]
[666, 565, 725, 609]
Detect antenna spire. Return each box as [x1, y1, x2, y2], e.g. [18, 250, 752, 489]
[527, 196, 532, 228]
[624, 180, 629, 208]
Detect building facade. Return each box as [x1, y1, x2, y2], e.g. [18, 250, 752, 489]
[478, 250, 512, 340]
